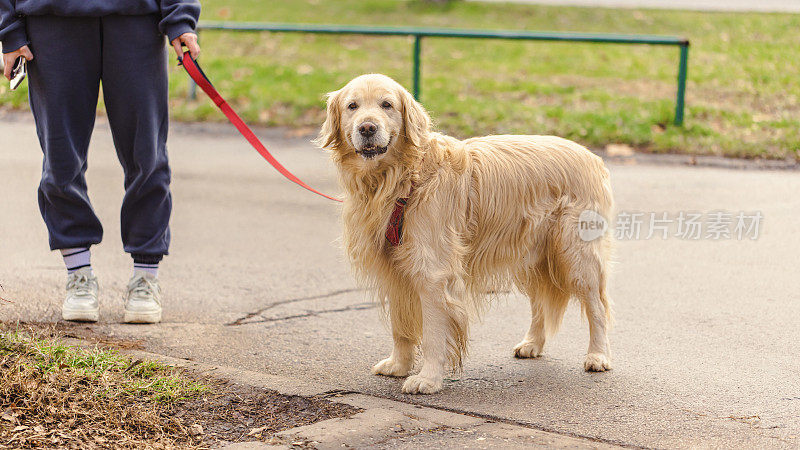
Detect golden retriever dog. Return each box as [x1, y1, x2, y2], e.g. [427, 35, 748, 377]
[316, 74, 614, 394]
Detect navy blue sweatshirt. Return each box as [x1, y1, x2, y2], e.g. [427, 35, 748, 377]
[0, 0, 201, 53]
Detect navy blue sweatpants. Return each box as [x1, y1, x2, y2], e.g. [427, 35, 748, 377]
[27, 14, 171, 262]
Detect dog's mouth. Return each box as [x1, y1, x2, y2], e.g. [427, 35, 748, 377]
[356, 137, 391, 159]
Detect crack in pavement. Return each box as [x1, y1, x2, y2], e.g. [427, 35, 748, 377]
[226, 288, 367, 326]
[230, 301, 376, 326]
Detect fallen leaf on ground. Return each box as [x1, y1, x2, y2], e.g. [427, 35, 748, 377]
[1, 410, 17, 422]
[248, 426, 267, 436]
[189, 423, 204, 436]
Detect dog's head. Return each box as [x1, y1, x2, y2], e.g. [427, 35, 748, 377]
[315, 74, 431, 164]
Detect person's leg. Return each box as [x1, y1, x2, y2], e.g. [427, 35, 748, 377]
[100, 14, 170, 323]
[26, 16, 103, 254]
[26, 16, 103, 322]
[101, 14, 171, 261]
[60, 247, 93, 274]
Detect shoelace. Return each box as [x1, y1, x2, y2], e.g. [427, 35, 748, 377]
[129, 276, 159, 299]
[67, 273, 93, 295]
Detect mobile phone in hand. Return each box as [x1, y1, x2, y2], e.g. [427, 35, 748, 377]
[10, 56, 26, 91]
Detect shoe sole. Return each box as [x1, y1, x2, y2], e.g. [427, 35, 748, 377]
[62, 308, 99, 322]
[123, 309, 162, 324]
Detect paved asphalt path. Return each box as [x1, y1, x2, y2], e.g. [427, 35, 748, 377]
[2, 113, 798, 448]
[472, 0, 800, 13]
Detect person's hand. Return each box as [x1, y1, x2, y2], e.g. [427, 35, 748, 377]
[3, 45, 34, 80]
[171, 32, 200, 60]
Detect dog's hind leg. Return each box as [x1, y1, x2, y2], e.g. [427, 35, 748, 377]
[513, 268, 570, 358]
[582, 264, 613, 371]
[578, 280, 612, 372]
[563, 240, 613, 372]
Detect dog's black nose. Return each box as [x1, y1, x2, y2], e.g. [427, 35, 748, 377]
[358, 122, 377, 137]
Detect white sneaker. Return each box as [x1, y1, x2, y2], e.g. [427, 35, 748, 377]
[124, 273, 162, 324]
[62, 267, 99, 322]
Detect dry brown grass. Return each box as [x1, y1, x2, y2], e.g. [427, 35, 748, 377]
[0, 324, 206, 449]
[0, 323, 361, 449]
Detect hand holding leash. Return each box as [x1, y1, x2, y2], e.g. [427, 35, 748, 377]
[171, 32, 200, 60]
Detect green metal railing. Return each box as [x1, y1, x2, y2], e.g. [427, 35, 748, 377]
[192, 22, 690, 125]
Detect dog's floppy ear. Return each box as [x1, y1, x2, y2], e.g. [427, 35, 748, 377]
[315, 89, 343, 149]
[400, 88, 431, 148]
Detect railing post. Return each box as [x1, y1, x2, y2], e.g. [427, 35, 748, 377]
[674, 42, 688, 126]
[188, 77, 198, 100]
[412, 35, 422, 100]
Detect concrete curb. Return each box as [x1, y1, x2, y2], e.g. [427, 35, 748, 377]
[89, 343, 622, 449]
[595, 150, 799, 172]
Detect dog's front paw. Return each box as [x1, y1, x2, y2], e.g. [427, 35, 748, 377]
[372, 357, 411, 377]
[513, 340, 544, 358]
[401, 374, 442, 394]
[584, 353, 612, 372]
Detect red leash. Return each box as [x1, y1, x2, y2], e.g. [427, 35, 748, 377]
[180, 51, 342, 203]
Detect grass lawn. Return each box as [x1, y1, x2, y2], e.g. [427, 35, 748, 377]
[2, 0, 798, 160]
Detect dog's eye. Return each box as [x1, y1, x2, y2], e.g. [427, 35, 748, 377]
[381, 101, 392, 109]
[347, 102, 358, 110]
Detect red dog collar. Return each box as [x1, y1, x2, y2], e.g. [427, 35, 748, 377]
[386, 185, 415, 246]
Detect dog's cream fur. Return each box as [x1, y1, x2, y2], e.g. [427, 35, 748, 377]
[316, 74, 614, 394]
